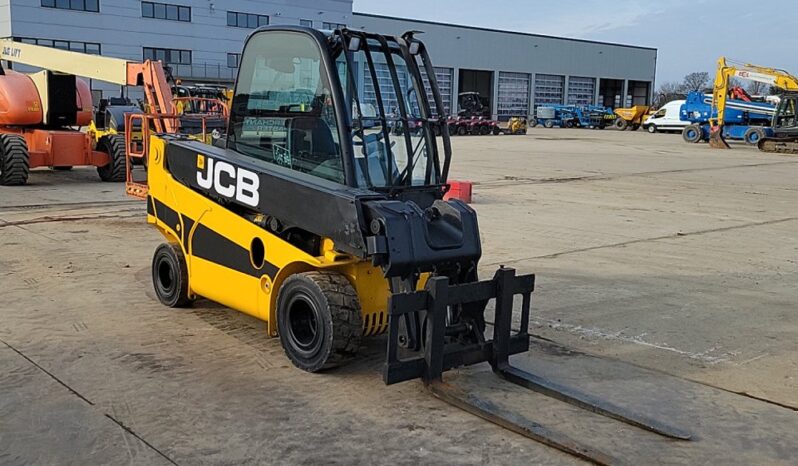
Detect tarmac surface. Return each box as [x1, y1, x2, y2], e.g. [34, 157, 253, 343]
[1, 128, 796, 465]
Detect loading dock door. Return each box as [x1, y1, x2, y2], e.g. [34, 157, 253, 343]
[567, 77, 596, 106]
[599, 78, 624, 108]
[421, 66, 453, 116]
[627, 80, 651, 106]
[534, 74, 564, 109]
[497, 72, 530, 120]
[459, 69, 493, 116]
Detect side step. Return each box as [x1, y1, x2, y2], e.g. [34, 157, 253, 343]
[384, 267, 691, 464]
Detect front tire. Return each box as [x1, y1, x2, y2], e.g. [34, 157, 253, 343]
[152, 243, 192, 308]
[743, 127, 766, 146]
[682, 125, 703, 143]
[277, 271, 362, 372]
[97, 134, 126, 182]
[614, 118, 629, 130]
[0, 134, 30, 186]
[544, 119, 555, 129]
[647, 124, 657, 134]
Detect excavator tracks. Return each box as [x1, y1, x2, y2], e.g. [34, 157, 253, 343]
[758, 137, 798, 155]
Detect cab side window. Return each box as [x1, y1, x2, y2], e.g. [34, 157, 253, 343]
[228, 32, 345, 185]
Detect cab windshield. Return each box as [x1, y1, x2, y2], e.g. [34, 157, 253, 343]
[334, 31, 447, 190]
[226, 29, 448, 190]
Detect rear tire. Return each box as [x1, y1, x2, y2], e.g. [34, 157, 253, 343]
[152, 243, 192, 308]
[457, 125, 467, 136]
[614, 118, 629, 130]
[743, 127, 766, 146]
[0, 134, 30, 186]
[97, 134, 126, 182]
[682, 125, 703, 144]
[544, 119, 555, 129]
[277, 271, 362, 372]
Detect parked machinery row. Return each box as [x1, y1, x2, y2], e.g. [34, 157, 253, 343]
[533, 104, 616, 129]
[446, 91, 528, 135]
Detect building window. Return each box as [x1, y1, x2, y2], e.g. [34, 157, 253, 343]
[142, 2, 190, 22]
[300, 19, 313, 27]
[227, 11, 268, 28]
[143, 47, 191, 65]
[41, 0, 99, 12]
[15, 37, 101, 55]
[322, 22, 346, 30]
[227, 53, 240, 68]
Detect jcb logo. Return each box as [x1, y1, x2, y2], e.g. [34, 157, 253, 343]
[196, 155, 260, 207]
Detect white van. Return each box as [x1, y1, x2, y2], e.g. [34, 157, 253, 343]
[643, 100, 688, 133]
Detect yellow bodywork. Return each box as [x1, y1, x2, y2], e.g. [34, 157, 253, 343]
[613, 105, 651, 124]
[145, 135, 391, 338]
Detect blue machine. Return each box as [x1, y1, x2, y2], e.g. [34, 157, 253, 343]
[535, 104, 615, 129]
[679, 91, 775, 145]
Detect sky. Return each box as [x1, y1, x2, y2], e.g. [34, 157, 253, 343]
[351, 0, 798, 89]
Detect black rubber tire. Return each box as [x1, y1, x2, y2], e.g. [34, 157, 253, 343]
[52, 166, 73, 171]
[647, 124, 657, 134]
[0, 134, 30, 186]
[565, 120, 575, 128]
[544, 120, 555, 129]
[152, 243, 192, 308]
[529, 119, 538, 128]
[614, 118, 629, 131]
[743, 127, 766, 146]
[457, 125, 468, 136]
[492, 126, 501, 135]
[277, 271, 362, 372]
[479, 125, 490, 135]
[96, 134, 126, 182]
[682, 125, 703, 144]
[631, 124, 641, 131]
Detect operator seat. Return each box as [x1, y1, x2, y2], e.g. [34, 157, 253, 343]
[288, 116, 342, 180]
[288, 117, 337, 158]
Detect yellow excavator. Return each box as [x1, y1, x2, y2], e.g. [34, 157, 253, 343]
[132, 26, 691, 464]
[709, 57, 798, 152]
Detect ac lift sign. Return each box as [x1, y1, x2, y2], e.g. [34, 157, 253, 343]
[2, 46, 22, 59]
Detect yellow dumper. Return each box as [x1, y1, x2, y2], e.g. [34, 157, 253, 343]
[613, 105, 651, 131]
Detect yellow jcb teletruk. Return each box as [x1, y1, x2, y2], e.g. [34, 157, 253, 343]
[131, 26, 691, 464]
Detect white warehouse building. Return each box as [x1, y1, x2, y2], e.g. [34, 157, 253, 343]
[0, 0, 657, 119]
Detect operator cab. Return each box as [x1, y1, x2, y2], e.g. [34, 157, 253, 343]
[226, 26, 451, 204]
[773, 93, 798, 137]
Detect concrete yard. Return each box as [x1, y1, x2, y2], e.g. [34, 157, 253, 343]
[1, 129, 796, 465]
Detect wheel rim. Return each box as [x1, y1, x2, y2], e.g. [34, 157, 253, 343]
[286, 293, 321, 357]
[155, 256, 175, 296]
[749, 132, 760, 143]
[687, 129, 697, 140]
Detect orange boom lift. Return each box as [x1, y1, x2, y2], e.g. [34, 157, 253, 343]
[0, 39, 180, 185]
